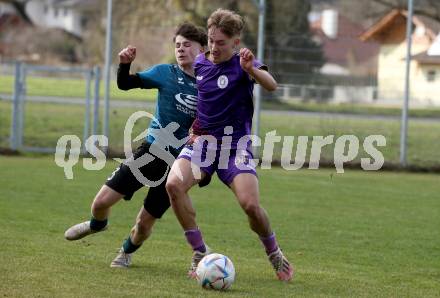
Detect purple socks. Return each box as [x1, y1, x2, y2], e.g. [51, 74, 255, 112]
[184, 229, 206, 252]
[260, 233, 279, 255]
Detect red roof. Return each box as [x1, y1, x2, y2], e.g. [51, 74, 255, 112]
[311, 14, 380, 68]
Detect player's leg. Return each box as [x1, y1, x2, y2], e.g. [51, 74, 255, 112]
[218, 149, 271, 236]
[220, 148, 294, 281]
[166, 156, 212, 277]
[229, 173, 293, 281]
[111, 179, 170, 268]
[229, 173, 271, 236]
[166, 158, 200, 230]
[64, 143, 150, 241]
[111, 206, 156, 268]
[64, 183, 126, 240]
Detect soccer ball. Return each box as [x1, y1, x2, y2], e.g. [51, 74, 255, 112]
[195, 253, 235, 290]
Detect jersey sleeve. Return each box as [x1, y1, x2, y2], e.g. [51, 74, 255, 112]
[253, 59, 268, 71]
[136, 64, 167, 89]
[247, 59, 269, 83]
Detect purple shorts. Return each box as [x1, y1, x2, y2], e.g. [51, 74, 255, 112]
[177, 136, 257, 187]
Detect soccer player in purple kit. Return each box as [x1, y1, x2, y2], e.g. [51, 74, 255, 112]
[166, 8, 294, 281]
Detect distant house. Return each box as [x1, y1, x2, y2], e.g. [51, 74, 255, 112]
[26, 0, 99, 37]
[281, 9, 379, 103]
[0, 0, 98, 38]
[360, 9, 440, 106]
[0, 0, 100, 62]
[310, 9, 379, 77]
[0, 4, 31, 58]
[0, 3, 16, 16]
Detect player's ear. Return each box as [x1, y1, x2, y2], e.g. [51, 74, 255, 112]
[233, 38, 240, 47]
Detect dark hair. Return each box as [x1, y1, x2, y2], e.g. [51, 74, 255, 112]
[207, 8, 244, 37]
[173, 22, 208, 47]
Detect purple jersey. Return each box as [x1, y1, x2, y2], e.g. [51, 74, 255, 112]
[193, 52, 265, 148]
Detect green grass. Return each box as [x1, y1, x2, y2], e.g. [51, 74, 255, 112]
[0, 75, 157, 101]
[1, 101, 439, 167]
[0, 156, 439, 297]
[263, 100, 440, 118]
[260, 113, 440, 168]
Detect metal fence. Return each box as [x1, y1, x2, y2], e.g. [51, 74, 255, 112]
[1, 61, 439, 169]
[3, 62, 100, 154]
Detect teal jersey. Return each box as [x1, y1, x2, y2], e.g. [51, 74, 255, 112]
[137, 64, 197, 151]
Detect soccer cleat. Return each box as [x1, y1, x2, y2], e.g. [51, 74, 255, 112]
[110, 248, 132, 268]
[64, 220, 107, 241]
[188, 245, 212, 278]
[268, 248, 294, 281]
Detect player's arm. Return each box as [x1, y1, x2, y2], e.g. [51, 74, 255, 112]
[239, 48, 277, 92]
[117, 45, 142, 90]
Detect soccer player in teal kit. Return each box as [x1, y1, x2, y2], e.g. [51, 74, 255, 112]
[64, 23, 207, 268]
[166, 9, 294, 281]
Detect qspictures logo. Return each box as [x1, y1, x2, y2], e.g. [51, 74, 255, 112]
[54, 111, 386, 184]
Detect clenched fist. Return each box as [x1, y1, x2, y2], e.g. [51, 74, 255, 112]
[118, 45, 136, 64]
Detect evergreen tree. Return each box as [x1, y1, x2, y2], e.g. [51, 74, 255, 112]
[264, 0, 325, 84]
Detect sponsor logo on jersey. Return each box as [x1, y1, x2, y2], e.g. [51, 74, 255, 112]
[178, 77, 184, 84]
[196, 75, 203, 81]
[175, 93, 197, 110]
[217, 75, 228, 89]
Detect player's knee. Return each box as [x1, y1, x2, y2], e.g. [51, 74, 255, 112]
[91, 197, 109, 213]
[166, 178, 185, 199]
[241, 199, 260, 218]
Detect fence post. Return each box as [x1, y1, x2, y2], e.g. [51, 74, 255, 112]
[93, 66, 100, 138]
[17, 64, 26, 149]
[10, 61, 23, 150]
[82, 68, 93, 155]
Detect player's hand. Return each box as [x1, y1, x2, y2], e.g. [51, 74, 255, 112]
[239, 48, 254, 73]
[118, 45, 136, 64]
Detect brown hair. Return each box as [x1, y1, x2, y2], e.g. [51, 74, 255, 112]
[173, 22, 208, 47]
[207, 8, 244, 37]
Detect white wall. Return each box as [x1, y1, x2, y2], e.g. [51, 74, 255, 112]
[25, 0, 83, 37]
[0, 3, 15, 15]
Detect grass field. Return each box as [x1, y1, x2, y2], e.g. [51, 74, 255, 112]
[1, 156, 439, 297]
[1, 100, 439, 168]
[0, 75, 157, 101]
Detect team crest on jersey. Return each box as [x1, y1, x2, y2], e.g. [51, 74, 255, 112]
[217, 75, 228, 89]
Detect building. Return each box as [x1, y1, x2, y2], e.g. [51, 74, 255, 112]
[360, 9, 440, 106]
[0, 0, 98, 38]
[276, 9, 379, 104]
[28, 0, 100, 37]
[310, 9, 379, 77]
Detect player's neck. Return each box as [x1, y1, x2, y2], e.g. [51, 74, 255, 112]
[179, 64, 195, 77]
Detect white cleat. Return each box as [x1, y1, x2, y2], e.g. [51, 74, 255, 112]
[64, 220, 107, 241]
[110, 248, 132, 268]
[188, 245, 212, 278]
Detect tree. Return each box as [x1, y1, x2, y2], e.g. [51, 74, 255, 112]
[81, 0, 178, 66]
[265, 0, 325, 84]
